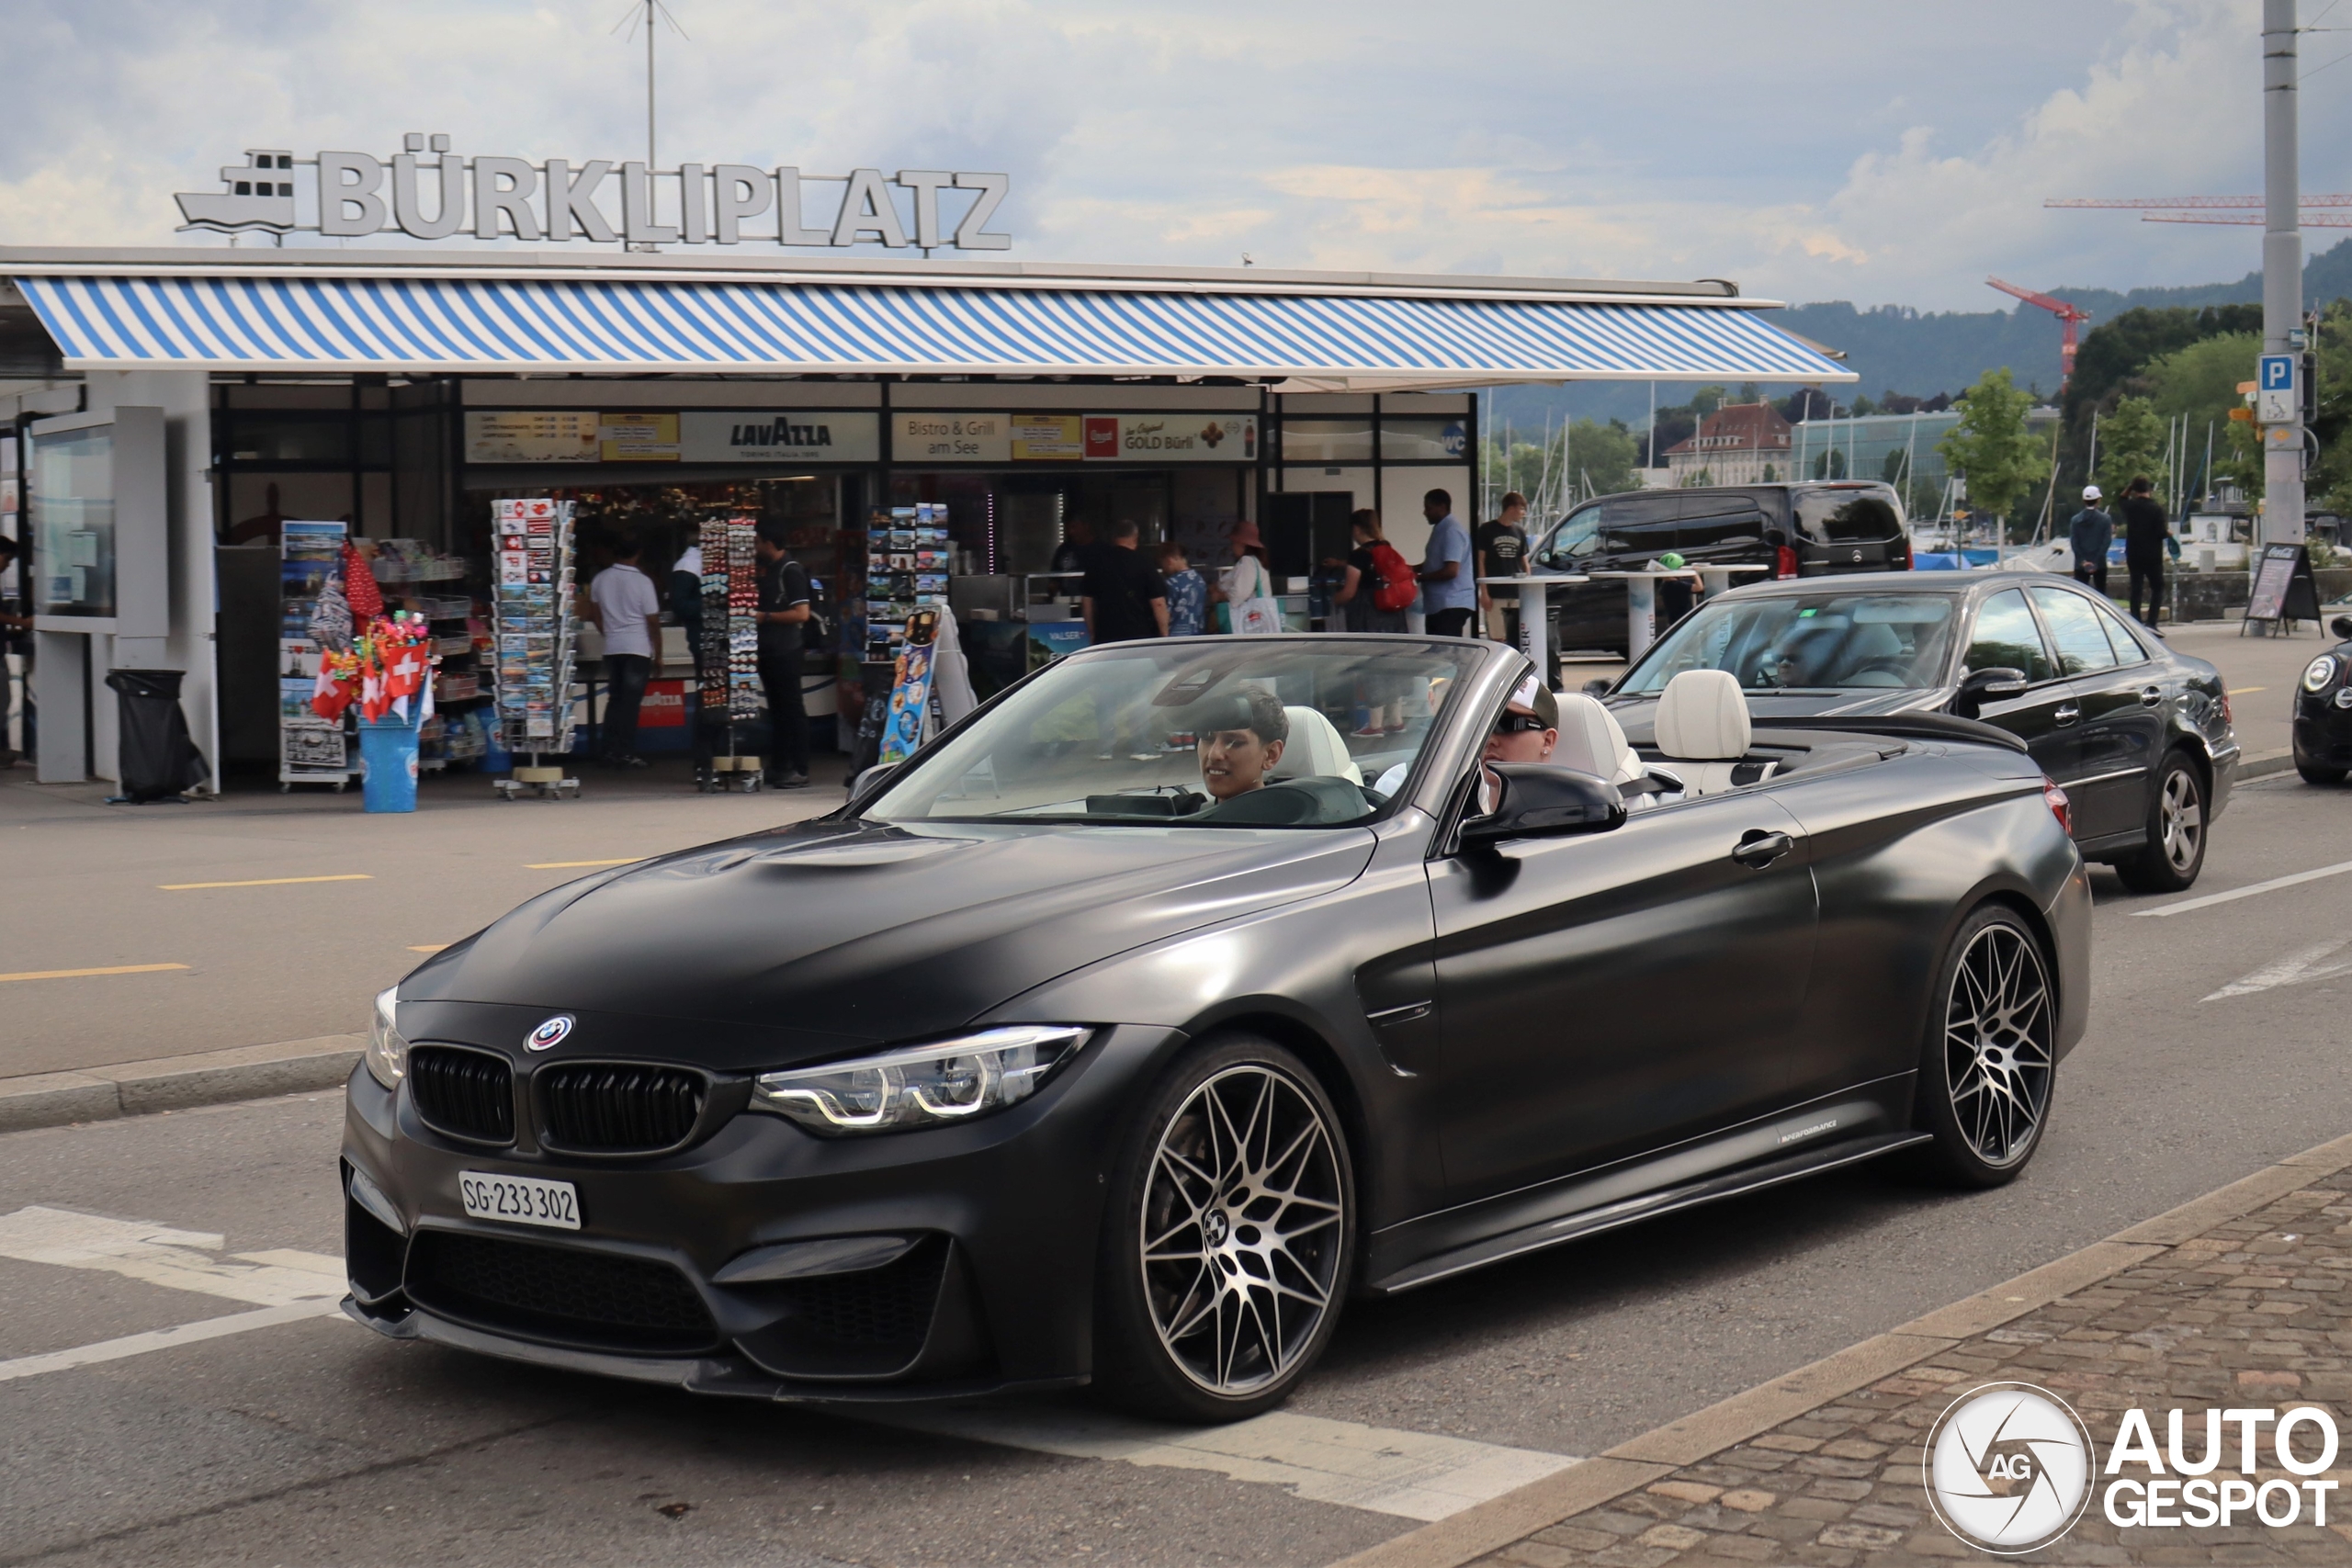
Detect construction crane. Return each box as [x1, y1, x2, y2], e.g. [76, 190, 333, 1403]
[1986, 277, 2092, 390]
[2046, 195, 2352, 229]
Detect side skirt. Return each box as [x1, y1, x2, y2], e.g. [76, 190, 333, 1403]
[1363, 1104, 1928, 1296]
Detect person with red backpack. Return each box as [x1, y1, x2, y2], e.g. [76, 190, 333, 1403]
[1331, 509, 1416, 734]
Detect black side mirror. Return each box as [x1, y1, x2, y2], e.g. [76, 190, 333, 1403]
[1581, 677, 1613, 696]
[1952, 667, 2029, 720]
[1762, 527, 1789, 549]
[1461, 764, 1626, 847]
[2332, 615, 2352, 641]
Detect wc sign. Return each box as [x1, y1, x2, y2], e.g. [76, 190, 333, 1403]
[2257, 355, 2298, 425]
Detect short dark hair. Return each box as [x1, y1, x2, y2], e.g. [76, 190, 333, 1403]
[1152, 541, 1188, 568]
[611, 531, 642, 560]
[1194, 686, 1288, 747]
[755, 519, 791, 548]
[2127, 475, 2154, 495]
[1107, 517, 1139, 542]
[1424, 488, 1452, 511]
[1499, 491, 1528, 512]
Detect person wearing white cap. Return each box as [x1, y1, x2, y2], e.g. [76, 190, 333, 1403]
[2067, 486, 2113, 595]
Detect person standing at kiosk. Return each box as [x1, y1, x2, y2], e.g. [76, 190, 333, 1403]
[754, 522, 813, 790]
[1476, 491, 1530, 644]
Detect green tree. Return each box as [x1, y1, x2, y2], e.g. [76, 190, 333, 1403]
[1690, 385, 1727, 418]
[1937, 368, 2050, 532]
[2094, 396, 2171, 497]
[1562, 417, 1640, 497]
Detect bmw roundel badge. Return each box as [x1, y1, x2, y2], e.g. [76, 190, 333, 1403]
[526, 1014, 575, 1052]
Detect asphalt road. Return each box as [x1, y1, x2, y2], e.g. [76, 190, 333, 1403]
[4, 766, 2351, 1566]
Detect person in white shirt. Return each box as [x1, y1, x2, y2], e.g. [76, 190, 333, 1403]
[586, 534, 662, 767]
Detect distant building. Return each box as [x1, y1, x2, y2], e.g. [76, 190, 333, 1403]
[1663, 402, 1792, 485]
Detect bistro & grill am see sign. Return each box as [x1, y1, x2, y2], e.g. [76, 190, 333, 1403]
[175, 135, 1011, 251]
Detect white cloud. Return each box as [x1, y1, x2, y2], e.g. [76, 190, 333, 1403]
[0, 0, 2333, 311]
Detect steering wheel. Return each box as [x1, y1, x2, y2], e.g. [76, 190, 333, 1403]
[1843, 655, 1918, 682]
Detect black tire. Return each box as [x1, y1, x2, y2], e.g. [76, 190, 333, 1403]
[2297, 757, 2347, 786]
[1092, 1035, 1355, 1422]
[1910, 905, 2056, 1189]
[2113, 750, 2207, 894]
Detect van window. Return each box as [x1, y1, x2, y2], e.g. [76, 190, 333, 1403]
[1675, 498, 1769, 551]
[1535, 494, 1678, 569]
[1794, 487, 1904, 544]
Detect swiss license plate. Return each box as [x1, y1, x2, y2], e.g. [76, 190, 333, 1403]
[459, 1171, 580, 1231]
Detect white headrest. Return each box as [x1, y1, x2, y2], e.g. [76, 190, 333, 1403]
[1282, 705, 1365, 784]
[1655, 670, 1752, 761]
[1551, 692, 1644, 785]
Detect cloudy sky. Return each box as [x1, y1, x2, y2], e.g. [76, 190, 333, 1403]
[2, 0, 2344, 312]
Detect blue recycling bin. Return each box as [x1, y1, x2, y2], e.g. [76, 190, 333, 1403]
[358, 714, 421, 813]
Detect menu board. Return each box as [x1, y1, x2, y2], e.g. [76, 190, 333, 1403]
[597, 413, 681, 462]
[492, 499, 577, 752]
[2246, 542, 2321, 625]
[464, 412, 597, 465]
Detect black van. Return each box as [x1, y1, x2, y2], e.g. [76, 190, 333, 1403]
[1530, 481, 1911, 654]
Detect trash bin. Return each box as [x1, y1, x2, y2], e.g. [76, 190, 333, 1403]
[357, 714, 421, 813]
[104, 669, 210, 803]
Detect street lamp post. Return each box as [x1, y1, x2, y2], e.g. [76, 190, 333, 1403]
[2262, 0, 2307, 543]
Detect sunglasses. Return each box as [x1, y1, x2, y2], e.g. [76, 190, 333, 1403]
[1495, 712, 1549, 734]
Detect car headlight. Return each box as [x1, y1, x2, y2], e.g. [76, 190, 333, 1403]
[2304, 655, 2339, 694]
[366, 987, 409, 1089]
[750, 1025, 1091, 1135]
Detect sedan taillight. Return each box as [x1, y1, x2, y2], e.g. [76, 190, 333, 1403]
[2042, 777, 2072, 836]
[1775, 545, 1799, 580]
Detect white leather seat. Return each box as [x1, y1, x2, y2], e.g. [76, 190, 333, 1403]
[1282, 705, 1365, 784]
[1653, 670, 1769, 795]
[1550, 693, 1644, 786]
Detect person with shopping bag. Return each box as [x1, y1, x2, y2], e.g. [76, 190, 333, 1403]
[1223, 520, 1283, 635]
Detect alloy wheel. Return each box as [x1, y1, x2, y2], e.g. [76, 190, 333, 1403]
[1140, 1065, 1346, 1396]
[1943, 922, 2054, 1168]
[2157, 767, 2203, 874]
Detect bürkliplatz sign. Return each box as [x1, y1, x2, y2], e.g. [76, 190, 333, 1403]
[175, 135, 1012, 251]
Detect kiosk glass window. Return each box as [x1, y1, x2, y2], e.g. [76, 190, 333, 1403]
[30, 425, 116, 618]
[1380, 418, 1469, 462]
[1276, 421, 1374, 464]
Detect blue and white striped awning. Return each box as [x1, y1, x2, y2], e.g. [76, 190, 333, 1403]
[15, 273, 1853, 387]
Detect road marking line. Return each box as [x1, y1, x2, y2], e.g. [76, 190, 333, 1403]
[157, 874, 373, 890]
[2234, 686, 2267, 694]
[0, 963, 189, 985]
[525, 858, 643, 869]
[0, 1207, 345, 1308]
[871, 1405, 1579, 1521]
[408, 944, 450, 953]
[2132, 857, 2352, 918]
[0, 1301, 346, 1384]
[2202, 937, 2352, 1001]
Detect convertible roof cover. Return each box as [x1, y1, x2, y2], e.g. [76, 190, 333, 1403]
[5, 248, 1855, 389]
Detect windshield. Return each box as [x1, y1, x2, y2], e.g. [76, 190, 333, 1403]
[1533, 502, 1602, 570]
[865, 638, 1486, 828]
[1617, 592, 1959, 694]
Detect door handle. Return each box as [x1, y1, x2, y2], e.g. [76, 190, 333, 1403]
[1731, 829, 1792, 869]
[2053, 704, 2081, 727]
[2140, 685, 2163, 706]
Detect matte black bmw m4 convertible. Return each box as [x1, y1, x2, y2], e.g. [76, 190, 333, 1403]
[345, 634, 2088, 1420]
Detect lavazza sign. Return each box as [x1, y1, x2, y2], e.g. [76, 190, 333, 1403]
[175, 135, 1011, 251]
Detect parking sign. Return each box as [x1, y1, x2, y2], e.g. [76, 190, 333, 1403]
[2257, 354, 2297, 423]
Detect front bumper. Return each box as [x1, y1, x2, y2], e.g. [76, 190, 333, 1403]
[340, 1021, 1185, 1400]
[2294, 698, 2352, 769]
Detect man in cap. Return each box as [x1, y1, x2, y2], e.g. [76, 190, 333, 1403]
[1479, 672, 1558, 811]
[1194, 687, 1289, 803]
[2068, 486, 2113, 594]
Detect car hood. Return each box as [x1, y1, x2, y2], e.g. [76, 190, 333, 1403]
[1606, 687, 1950, 731]
[399, 818, 1375, 1059]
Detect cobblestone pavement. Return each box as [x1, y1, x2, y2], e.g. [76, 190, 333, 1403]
[1341, 1136, 2352, 1568]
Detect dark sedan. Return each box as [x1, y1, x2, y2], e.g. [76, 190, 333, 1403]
[345, 634, 2087, 1422]
[2292, 615, 2352, 784]
[1597, 571, 2239, 892]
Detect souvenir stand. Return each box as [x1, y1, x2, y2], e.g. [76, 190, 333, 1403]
[850, 504, 954, 777]
[277, 519, 356, 791]
[698, 515, 764, 792]
[490, 498, 581, 799]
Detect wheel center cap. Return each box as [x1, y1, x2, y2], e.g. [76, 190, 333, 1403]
[1204, 1210, 1232, 1247]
